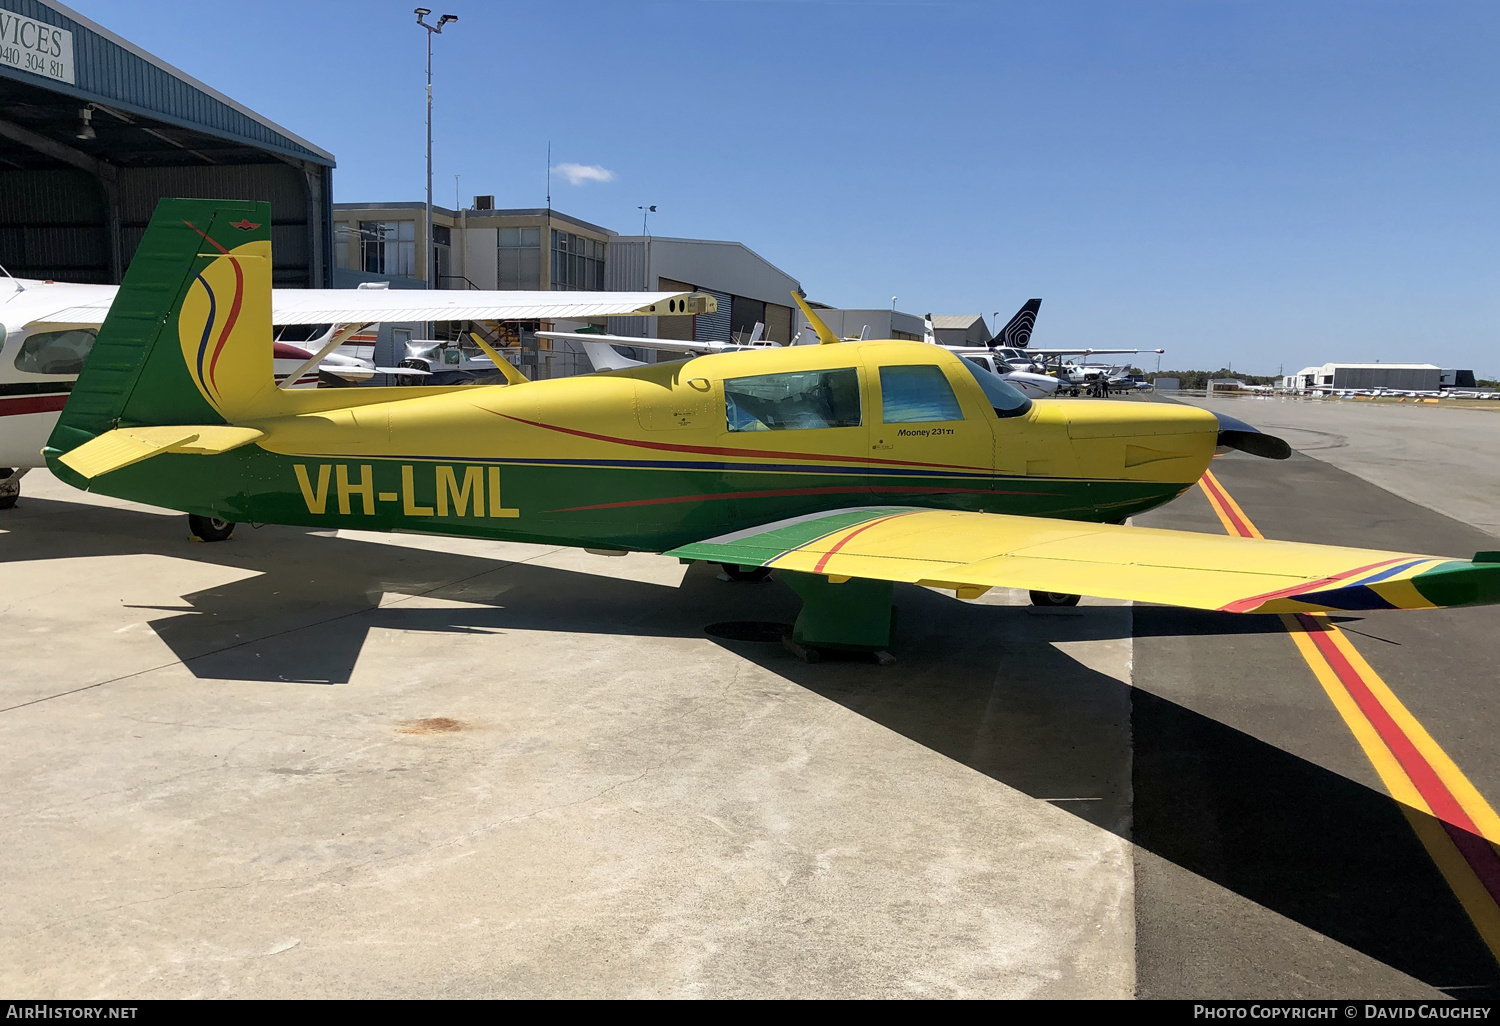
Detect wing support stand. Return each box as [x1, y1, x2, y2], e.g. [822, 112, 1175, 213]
[779, 571, 897, 665]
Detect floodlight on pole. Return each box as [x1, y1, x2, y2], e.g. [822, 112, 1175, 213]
[415, 8, 457, 292]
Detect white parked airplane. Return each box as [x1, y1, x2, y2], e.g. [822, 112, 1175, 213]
[915, 302, 1157, 399]
[0, 275, 713, 507]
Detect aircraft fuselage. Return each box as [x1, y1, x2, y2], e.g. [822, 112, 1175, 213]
[58, 340, 1221, 552]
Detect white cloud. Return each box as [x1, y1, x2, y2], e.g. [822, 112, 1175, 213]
[552, 163, 616, 186]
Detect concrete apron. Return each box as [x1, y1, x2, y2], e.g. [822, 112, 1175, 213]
[0, 469, 1136, 998]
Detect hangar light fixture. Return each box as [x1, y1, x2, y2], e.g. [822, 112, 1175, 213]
[75, 106, 95, 141]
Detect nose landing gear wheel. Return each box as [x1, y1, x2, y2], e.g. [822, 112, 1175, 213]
[188, 514, 236, 542]
[1029, 590, 1081, 607]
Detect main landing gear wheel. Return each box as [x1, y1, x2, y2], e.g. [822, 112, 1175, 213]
[0, 470, 19, 511]
[719, 563, 773, 582]
[188, 514, 235, 543]
[1029, 590, 1081, 607]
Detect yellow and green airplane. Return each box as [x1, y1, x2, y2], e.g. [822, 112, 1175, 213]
[43, 199, 1500, 655]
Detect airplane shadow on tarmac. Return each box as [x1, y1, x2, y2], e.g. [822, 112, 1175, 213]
[4, 495, 1496, 996]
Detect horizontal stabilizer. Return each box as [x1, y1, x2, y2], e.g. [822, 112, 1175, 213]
[59, 425, 264, 480]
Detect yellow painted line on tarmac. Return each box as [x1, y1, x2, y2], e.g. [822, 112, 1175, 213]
[1197, 469, 1500, 964]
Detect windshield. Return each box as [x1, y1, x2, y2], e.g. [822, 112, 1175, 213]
[959, 358, 1033, 418]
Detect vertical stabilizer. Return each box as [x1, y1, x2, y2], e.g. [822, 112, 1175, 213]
[997, 298, 1042, 349]
[48, 198, 278, 458]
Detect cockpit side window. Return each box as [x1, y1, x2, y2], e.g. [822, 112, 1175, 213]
[13, 329, 98, 376]
[879, 365, 965, 423]
[725, 368, 861, 431]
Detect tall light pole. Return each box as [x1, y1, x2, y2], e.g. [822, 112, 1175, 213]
[415, 9, 456, 291]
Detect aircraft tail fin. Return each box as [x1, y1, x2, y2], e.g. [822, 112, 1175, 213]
[47, 198, 281, 465]
[995, 298, 1041, 349]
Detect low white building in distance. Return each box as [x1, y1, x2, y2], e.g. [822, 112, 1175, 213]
[792, 308, 997, 344]
[793, 308, 925, 342]
[929, 314, 993, 347]
[1284, 363, 1444, 392]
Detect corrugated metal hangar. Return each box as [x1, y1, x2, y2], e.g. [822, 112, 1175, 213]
[0, 0, 334, 287]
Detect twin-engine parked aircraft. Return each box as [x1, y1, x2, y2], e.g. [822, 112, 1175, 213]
[0, 271, 711, 507]
[43, 200, 1500, 657]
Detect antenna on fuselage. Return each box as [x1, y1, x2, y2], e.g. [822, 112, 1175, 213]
[0, 261, 25, 297]
[791, 290, 839, 345]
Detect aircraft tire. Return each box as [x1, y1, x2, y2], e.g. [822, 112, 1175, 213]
[720, 563, 773, 583]
[188, 514, 236, 543]
[0, 470, 17, 510]
[1029, 590, 1081, 607]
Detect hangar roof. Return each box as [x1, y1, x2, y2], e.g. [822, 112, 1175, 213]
[929, 314, 987, 330]
[0, 0, 333, 166]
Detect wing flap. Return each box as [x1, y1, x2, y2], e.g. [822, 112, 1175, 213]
[58, 425, 264, 479]
[667, 506, 1500, 612]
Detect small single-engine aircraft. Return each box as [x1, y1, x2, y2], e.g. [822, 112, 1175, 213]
[0, 266, 712, 508]
[43, 200, 1500, 659]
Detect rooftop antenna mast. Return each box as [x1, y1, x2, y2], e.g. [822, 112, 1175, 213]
[546, 141, 551, 215]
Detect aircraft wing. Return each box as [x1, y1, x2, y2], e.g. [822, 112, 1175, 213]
[665, 506, 1500, 613]
[29, 289, 714, 328]
[1027, 348, 1163, 357]
[536, 331, 767, 356]
[949, 347, 1161, 357]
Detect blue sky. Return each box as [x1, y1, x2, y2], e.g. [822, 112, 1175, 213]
[69, 0, 1500, 375]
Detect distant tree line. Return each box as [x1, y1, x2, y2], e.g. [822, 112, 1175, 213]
[1146, 369, 1281, 389]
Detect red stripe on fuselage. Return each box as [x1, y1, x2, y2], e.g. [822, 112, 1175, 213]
[548, 484, 1039, 513]
[0, 394, 69, 417]
[488, 410, 993, 474]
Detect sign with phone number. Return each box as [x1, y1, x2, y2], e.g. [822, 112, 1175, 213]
[0, 11, 75, 86]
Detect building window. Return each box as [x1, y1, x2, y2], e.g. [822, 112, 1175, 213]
[498, 227, 542, 290]
[550, 229, 605, 291]
[359, 221, 416, 277]
[433, 224, 452, 287]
